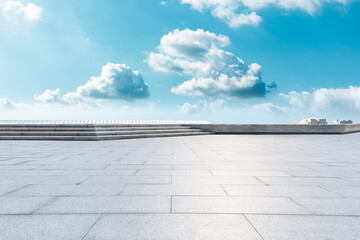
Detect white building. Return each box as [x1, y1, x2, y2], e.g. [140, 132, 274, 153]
[332, 120, 353, 125]
[300, 118, 327, 125]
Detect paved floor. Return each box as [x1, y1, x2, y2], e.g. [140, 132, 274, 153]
[0, 134, 359, 240]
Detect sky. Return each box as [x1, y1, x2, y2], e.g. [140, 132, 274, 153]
[0, 0, 359, 123]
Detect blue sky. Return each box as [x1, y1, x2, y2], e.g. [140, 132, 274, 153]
[0, 0, 359, 123]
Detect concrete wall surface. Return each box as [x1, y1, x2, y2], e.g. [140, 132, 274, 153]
[188, 124, 360, 134]
[343, 124, 360, 134]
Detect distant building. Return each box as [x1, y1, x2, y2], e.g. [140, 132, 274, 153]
[300, 118, 327, 125]
[332, 120, 353, 125]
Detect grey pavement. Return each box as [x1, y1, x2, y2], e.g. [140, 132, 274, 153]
[0, 134, 360, 239]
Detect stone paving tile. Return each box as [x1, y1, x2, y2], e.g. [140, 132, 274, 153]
[107, 164, 173, 170]
[172, 196, 310, 214]
[293, 197, 360, 215]
[222, 185, 339, 197]
[0, 159, 35, 165]
[0, 169, 62, 176]
[246, 214, 360, 240]
[121, 184, 227, 196]
[0, 165, 37, 170]
[144, 160, 203, 165]
[313, 166, 360, 172]
[36, 164, 110, 170]
[284, 170, 360, 178]
[344, 177, 360, 185]
[0, 175, 88, 185]
[110, 160, 146, 165]
[0, 214, 100, 240]
[0, 197, 53, 214]
[52, 169, 137, 176]
[257, 176, 351, 186]
[233, 164, 312, 171]
[210, 170, 291, 177]
[172, 164, 210, 170]
[84, 214, 262, 240]
[136, 170, 212, 176]
[0, 183, 27, 196]
[81, 176, 171, 184]
[172, 176, 264, 184]
[321, 186, 360, 198]
[10, 184, 126, 196]
[37, 196, 171, 214]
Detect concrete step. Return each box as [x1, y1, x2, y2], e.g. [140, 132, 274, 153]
[0, 131, 211, 141]
[96, 129, 201, 136]
[0, 126, 192, 132]
[0, 124, 189, 128]
[0, 129, 202, 136]
[96, 132, 211, 141]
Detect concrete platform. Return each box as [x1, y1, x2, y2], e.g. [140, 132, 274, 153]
[1, 121, 360, 142]
[0, 134, 359, 239]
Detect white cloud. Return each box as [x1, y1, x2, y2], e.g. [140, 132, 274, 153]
[201, 99, 227, 112]
[180, 0, 351, 27]
[34, 89, 61, 103]
[148, 29, 273, 98]
[34, 63, 150, 106]
[158, 28, 230, 61]
[250, 86, 360, 115]
[280, 86, 360, 112]
[72, 63, 150, 100]
[177, 99, 226, 114]
[0, 101, 164, 121]
[226, 12, 262, 28]
[171, 62, 267, 98]
[0, 95, 159, 120]
[0, 97, 16, 109]
[34, 88, 89, 107]
[2, 0, 42, 21]
[160, 1, 168, 6]
[253, 102, 290, 112]
[198, 0, 263, 27]
[0, 97, 31, 110]
[177, 102, 199, 114]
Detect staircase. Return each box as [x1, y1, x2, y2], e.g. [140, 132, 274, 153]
[0, 123, 212, 141]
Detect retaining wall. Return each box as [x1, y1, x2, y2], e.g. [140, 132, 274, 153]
[188, 124, 360, 135]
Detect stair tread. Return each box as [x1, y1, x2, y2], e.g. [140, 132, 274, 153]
[0, 129, 202, 136]
[0, 124, 191, 128]
[96, 132, 211, 139]
[0, 132, 211, 141]
[0, 126, 191, 131]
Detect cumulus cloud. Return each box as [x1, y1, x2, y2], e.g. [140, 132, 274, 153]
[171, 62, 267, 98]
[253, 102, 290, 113]
[148, 29, 273, 99]
[280, 86, 360, 112]
[177, 102, 199, 114]
[72, 63, 150, 100]
[0, 98, 16, 109]
[34, 89, 61, 103]
[1, 0, 42, 21]
[180, 0, 351, 27]
[34, 88, 88, 106]
[201, 99, 227, 112]
[177, 99, 227, 114]
[158, 28, 230, 61]
[0, 97, 30, 110]
[34, 63, 150, 106]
